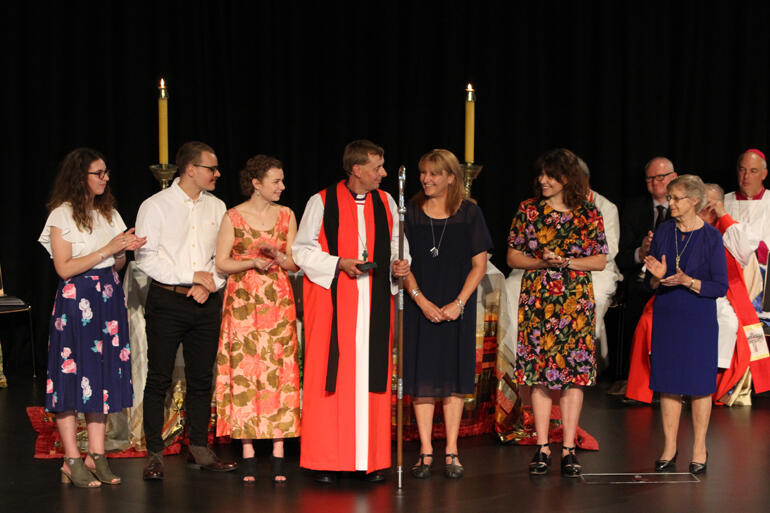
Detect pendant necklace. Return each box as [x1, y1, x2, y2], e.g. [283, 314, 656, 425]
[674, 222, 695, 272]
[429, 215, 449, 258]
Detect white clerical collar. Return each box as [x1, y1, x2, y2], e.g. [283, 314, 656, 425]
[344, 182, 367, 201]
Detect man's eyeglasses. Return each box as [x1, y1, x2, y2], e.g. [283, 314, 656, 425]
[87, 169, 111, 179]
[194, 164, 220, 173]
[645, 171, 674, 183]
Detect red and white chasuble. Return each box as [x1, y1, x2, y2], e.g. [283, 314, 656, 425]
[293, 181, 408, 472]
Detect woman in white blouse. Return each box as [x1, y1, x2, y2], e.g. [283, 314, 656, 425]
[39, 148, 145, 487]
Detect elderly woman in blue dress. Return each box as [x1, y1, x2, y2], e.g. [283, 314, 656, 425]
[39, 148, 145, 487]
[643, 174, 728, 474]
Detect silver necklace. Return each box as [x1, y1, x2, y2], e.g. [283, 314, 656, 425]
[429, 216, 448, 258]
[674, 222, 695, 272]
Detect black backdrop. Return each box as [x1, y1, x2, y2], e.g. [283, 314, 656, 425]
[3, 1, 770, 372]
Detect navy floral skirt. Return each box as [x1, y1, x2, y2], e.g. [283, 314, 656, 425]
[46, 266, 133, 414]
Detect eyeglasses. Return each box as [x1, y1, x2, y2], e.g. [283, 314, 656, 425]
[194, 164, 220, 173]
[645, 171, 674, 183]
[665, 195, 689, 203]
[87, 169, 111, 179]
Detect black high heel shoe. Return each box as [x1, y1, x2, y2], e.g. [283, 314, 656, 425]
[689, 452, 707, 475]
[560, 446, 582, 478]
[529, 443, 551, 475]
[654, 451, 677, 472]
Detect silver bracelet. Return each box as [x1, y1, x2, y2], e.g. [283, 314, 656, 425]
[410, 288, 421, 299]
[97, 251, 105, 261]
[456, 298, 465, 319]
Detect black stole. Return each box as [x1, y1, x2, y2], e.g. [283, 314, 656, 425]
[322, 183, 392, 393]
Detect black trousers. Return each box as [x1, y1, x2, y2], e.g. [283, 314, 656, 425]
[142, 285, 222, 453]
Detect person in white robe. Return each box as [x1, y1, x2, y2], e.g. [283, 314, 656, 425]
[723, 149, 770, 309]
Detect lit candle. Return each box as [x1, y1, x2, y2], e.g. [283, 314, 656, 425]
[158, 79, 169, 165]
[464, 83, 476, 164]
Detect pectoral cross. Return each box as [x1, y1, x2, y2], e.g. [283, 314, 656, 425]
[362, 248, 369, 261]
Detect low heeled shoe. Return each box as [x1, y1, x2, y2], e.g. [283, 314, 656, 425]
[654, 451, 677, 472]
[411, 453, 433, 479]
[560, 446, 582, 478]
[689, 453, 707, 475]
[444, 454, 464, 479]
[528, 443, 551, 476]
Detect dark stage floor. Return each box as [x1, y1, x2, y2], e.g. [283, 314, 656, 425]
[2, 373, 770, 513]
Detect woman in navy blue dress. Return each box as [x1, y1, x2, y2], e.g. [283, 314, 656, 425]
[403, 149, 492, 479]
[39, 148, 145, 487]
[643, 174, 728, 475]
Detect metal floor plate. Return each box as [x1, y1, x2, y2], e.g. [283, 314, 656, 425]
[581, 472, 701, 484]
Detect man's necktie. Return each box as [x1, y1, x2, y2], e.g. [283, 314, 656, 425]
[654, 205, 666, 230]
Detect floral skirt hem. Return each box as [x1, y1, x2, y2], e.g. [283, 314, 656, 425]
[45, 267, 133, 414]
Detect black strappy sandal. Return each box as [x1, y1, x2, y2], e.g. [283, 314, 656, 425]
[561, 446, 582, 478]
[241, 457, 257, 484]
[271, 455, 287, 483]
[411, 453, 433, 479]
[529, 443, 551, 475]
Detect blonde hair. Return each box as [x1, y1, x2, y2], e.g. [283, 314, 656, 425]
[413, 149, 464, 215]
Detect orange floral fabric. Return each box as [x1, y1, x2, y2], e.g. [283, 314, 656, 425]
[215, 207, 300, 439]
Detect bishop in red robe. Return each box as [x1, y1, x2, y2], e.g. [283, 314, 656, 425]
[292, 140, 410, 481]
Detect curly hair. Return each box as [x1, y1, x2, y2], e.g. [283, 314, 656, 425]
[533, 148, 588, 209]
[412, 149, 465, 215]
[240, 154, 283, 196]
[46, 148, 115, 232]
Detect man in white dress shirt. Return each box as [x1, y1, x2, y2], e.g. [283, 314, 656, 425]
[135, 141, 236, 479]
[724, 148, 770, 308]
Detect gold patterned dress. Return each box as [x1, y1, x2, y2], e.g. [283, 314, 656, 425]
[215, 206, 300, 439]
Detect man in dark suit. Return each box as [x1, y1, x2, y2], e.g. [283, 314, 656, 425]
[611, 157, 677, 393]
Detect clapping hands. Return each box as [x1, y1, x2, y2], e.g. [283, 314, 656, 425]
[106, 228, 146, 255]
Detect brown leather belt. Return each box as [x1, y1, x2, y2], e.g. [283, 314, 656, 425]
[151, 280, 191, 295]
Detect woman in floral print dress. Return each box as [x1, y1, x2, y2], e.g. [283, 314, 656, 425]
[507, 149, 607, 477]
[39, 148, 145, 487]
[214, 155, 300, 483]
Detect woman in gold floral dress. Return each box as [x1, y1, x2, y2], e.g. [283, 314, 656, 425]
[214, 155, 300, 483]
[507, 149, 607, 478]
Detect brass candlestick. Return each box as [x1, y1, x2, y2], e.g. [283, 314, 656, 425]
[462, 162, 483, 202]
[149, 164, 178, 189]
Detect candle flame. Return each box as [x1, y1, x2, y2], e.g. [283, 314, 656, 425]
[160, 78, 166, 88]
[466, 83, 474, 92]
